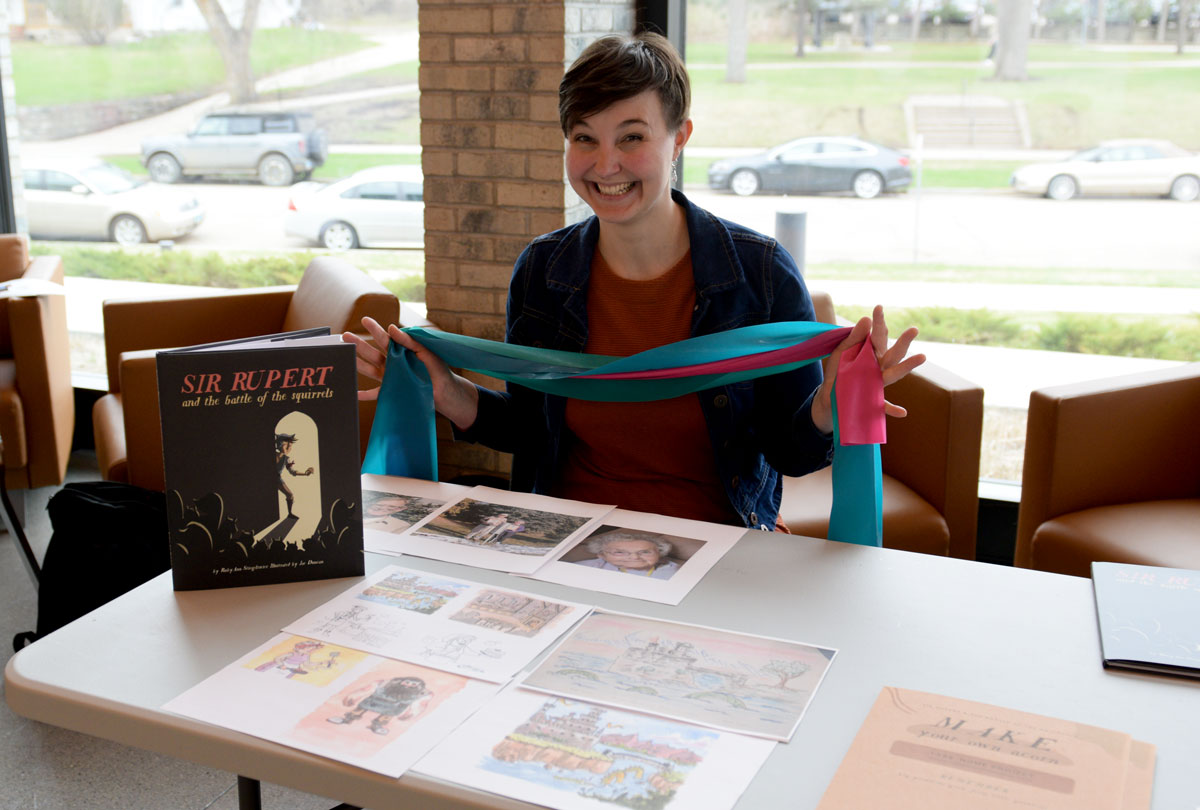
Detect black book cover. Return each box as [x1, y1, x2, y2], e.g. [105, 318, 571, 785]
[156, 329, 364, 590]
[1092, 561, 1200, 678]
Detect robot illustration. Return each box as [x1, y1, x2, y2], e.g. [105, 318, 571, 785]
[326, 676, 432, 735]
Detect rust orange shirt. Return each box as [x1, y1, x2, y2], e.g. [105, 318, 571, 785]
[553, 249, 741, 525]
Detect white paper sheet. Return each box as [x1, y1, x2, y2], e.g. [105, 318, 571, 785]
[395, 486, 616, 574]
[360, 474, 472, 554]
[164, 632, 501, 778]
[527, 509, 746, 605]
[414, 684, 775, 810]
[282, 564, 593, 682]
[519, 611, 837, 742]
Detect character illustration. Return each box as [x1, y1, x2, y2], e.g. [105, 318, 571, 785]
[275, 432, 315, 521]
[254, 639, 340, 679]
[327, 676, 432, 736]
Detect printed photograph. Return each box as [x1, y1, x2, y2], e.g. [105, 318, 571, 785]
[362, 489, 447, 535]
[411, 498, 592, 557]
[559, 526, 707, 581]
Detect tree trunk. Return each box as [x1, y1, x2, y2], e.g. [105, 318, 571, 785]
[910, 0, 922, 41]
[1178, 0, 1193, 53]
[1096, 0, 1107, 41]
[1157, 0, 1168, 41]
[194, 0, 262, 103]
[994, 0, 1033, 81]
[970, 0, 983, 37]
[726, 0, 748, 82]
[794, 0, 808, 56]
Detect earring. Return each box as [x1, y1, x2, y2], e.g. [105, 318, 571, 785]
[670, 164, 679, 185]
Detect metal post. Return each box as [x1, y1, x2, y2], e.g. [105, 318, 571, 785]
[774, 211, 807, 276]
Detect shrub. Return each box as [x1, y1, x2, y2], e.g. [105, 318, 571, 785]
[32, 244, 315, 288]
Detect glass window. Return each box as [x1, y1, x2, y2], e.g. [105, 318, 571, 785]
[342, 181, 399, 200]
[228, 116, 262, 135]
[193, 116, 230, 136]
[43, 170, 82, 192]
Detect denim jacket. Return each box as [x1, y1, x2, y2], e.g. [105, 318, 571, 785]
[461, 189, 833, 530]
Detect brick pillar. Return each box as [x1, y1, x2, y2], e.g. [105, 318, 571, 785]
[419, 0, 635, 483]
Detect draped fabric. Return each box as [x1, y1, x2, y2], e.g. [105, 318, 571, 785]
[362, 323, 885, 546]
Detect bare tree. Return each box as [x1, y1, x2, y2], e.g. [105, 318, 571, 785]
[994, 0, 1034, 80]
[1096, 0, 1107, 41]
[794, 0, 809, 56]
[1157, 0, 1168, 41]
[1178, 0, 1194, 53]
[761, 659, 811, 689]
[194, 0, 263, 104]
[727, 0, 748, 82]
[48, 0, 124, 45]
[911, 0, 924, 40]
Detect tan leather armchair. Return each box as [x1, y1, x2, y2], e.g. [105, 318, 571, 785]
[778, 291, 984, 560]
[1015, 363, 1200, 577]
[0, 234, 75, 582]
[93, 256, 403, 492]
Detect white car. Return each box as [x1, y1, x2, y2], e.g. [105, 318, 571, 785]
[284, 164, 424, 250]
[22, 158, 205, 245]
[1010, 139, 1200, 201]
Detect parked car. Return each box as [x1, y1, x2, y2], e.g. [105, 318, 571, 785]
[1010, 139, 1200, 201]
[22, 158, 205, 246]
[140, 110, 328, 187]
[284, 165, 423, 250]
[707, 136, 912, 198]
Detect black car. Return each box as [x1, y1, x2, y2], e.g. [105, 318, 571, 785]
[707, 136, 912, 199]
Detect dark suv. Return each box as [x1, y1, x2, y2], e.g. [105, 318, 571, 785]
[141, 111, 329, 186]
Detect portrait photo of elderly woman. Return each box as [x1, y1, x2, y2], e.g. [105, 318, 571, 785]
[570, 528, 693, 580]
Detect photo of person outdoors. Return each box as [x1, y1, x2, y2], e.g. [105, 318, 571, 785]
[362, 490, 446, 534]
[349, 33, 922, 533]
[568, 528, 690, 580]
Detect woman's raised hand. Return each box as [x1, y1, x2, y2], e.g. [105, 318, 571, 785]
[341, 317, 480, 429]
[810, 305, 925, 436]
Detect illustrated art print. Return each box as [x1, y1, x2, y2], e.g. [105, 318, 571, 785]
[163, 632, 501, 778]
[520, 611, 836, 741]
[531, 509, 746, 605]
[413, 685, 775, 810]
[283, 564, 594, 681]
[394, 487, 615, 574]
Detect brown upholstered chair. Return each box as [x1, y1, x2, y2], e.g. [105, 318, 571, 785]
[1015, 363, 1200, 577]
[778, 291, 984, 560]
[93, 256, 405, 492]
[0, 235, 75, 580]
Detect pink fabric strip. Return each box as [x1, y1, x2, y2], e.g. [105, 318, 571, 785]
[835, 340, 886, 445]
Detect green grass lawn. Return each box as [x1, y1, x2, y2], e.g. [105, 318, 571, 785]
[11, 29, 373, 106]
[105, 152, 418, 181]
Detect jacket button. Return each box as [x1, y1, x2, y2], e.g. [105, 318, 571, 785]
[714, 394, 729, 408]
[749, 511, 758, 526]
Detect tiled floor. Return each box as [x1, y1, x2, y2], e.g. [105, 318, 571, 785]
[0, 452, 346, 810]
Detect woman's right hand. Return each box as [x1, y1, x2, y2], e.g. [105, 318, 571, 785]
[342, 317, 480, 430]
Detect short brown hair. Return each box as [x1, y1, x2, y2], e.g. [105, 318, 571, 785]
[559, 32, 690, 135]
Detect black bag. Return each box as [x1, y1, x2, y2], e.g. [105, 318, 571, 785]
[14, 482, 169, 649]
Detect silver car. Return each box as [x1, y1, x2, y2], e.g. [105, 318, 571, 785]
[1010, 139, 1200, 201]
[22, 158, 205, 246]
[284, 165, 424, 250]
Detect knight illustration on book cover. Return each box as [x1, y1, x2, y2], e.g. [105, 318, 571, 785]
[156, 329, 365, 590]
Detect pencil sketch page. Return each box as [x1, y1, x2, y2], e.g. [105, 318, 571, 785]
[520, 611, 836, 741]
[282, 564, 593, 682]
[413, 684, 775, 810]
[528, 510, 746, 605]
[396, 486, 615, 574]
[360, 474, 471, 554]
[163, 633, 501, 778]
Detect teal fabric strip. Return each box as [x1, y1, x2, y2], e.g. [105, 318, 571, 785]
[362, 324, 883, 547]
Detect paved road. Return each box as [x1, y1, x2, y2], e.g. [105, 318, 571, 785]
[167, 182, 1200, 276]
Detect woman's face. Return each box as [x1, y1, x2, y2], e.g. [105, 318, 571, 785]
[565, 90, 691, 230]
[597, 539, 662, 571]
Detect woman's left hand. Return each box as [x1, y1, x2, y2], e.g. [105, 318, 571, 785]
[810, 305, 925, 436]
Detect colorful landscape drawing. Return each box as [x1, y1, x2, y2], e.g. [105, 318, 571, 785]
[289, 660, 469, 760]
[521, 612, 836, 741]
[243, 636, 366, 687]
[450, 590, 574, 637]
[484, 697, 716, 809]
[357, 572, 469, 614]
[412, 497, 591, 557]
